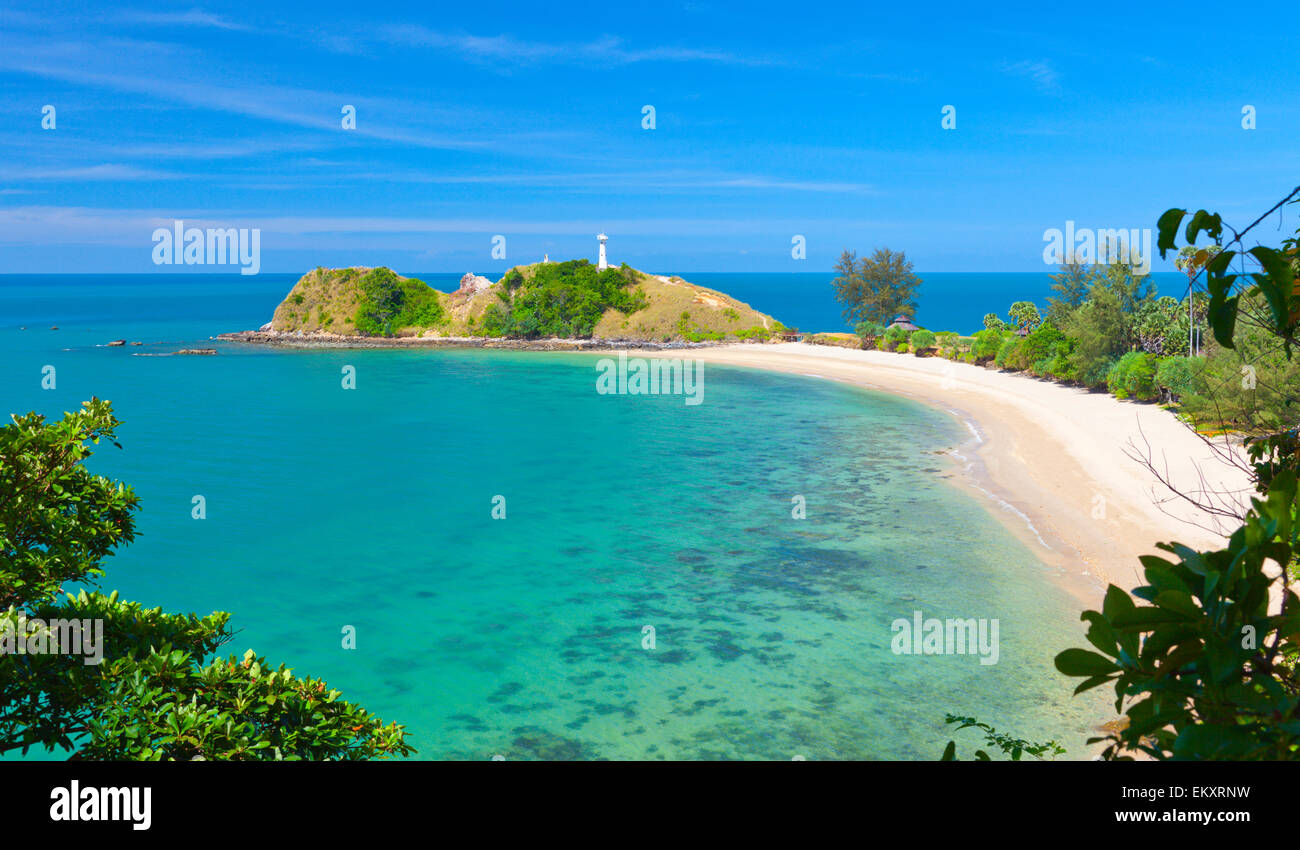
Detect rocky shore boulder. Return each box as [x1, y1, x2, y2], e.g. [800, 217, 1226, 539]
[456, 273, 493, 295]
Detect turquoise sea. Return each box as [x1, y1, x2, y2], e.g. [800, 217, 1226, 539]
[1, 274, 1109, 760]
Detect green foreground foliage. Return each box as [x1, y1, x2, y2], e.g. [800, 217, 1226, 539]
[1056, 432, 1299, 759]
[940, 714, 1065, 761]
[0, 400, 414, 759]
[1050, 190, 1300, 760]
[944, 187, 1300, 760]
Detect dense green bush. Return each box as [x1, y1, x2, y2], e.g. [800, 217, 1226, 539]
[855, 320, 886, 347]
[933, 330, 959, 355]
[1155, 355, 1203, 402]
[482, 260, 647, 339]
[1079, 356, 1118, 389]
[993, 336, 1020, 369]
[1106, 351, 1160, 400]
[1039, 349, 1073, 381]
[882, 324, 909, 351]
[910, 329, 936, 352]
[971, 328, 1004, 362]
[353, 267, 445, 336]
[1010, 323, 1066, 373]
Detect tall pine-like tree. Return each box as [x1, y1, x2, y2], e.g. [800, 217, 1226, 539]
[832, 247, 921, 327]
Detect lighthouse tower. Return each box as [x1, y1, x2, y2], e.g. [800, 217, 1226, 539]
[597, 233, 608, 270]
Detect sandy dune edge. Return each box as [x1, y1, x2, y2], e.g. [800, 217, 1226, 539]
[692, 343, 1254, 603]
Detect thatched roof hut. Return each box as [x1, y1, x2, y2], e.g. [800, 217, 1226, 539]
[887, 314, 919, 331]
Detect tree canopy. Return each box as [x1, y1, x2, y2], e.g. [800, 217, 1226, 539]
[352, 267, 445, 336]
[481, 260, 647, 339]
[832, 248, 921, 327]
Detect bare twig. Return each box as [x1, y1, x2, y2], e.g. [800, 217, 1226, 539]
[1122, 416, 1253, 538]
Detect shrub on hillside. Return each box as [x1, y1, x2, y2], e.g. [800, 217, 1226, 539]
[353, 268, 446, 336]
[482, 260, 647, 339]
[735, 326, 773, 342]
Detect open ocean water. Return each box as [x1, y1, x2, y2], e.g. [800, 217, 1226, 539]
[1, 273, 1112, 760]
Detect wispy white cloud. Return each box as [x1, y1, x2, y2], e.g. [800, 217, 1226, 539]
[4, 163, 180, 181]
[703, 176, 876, 193]
[375, 25, 776, 68]
[329, 168, 876, 194]
[1000, 60, 1060, 93]
[110, 8, 252, 31]
[0, 37, 492, 152]
[108, 139, 327, 159]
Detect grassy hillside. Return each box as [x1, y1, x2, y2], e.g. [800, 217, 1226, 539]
[270, 266, 448, 336]
[591, 267, 779, 342]
[269, 261, 783, 342]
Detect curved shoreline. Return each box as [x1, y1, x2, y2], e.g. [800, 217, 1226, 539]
[690, 342, 1254, 603]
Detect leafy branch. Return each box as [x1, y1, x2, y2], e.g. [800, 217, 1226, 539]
[940, 714, 1066, 761]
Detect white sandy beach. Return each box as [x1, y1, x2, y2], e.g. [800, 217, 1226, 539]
[693, 342, 1255, 601]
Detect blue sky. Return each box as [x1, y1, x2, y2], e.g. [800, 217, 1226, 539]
[1, 1, 1297, 274]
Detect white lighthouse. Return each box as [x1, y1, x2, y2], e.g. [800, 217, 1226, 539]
[597, 233, 608, 270]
